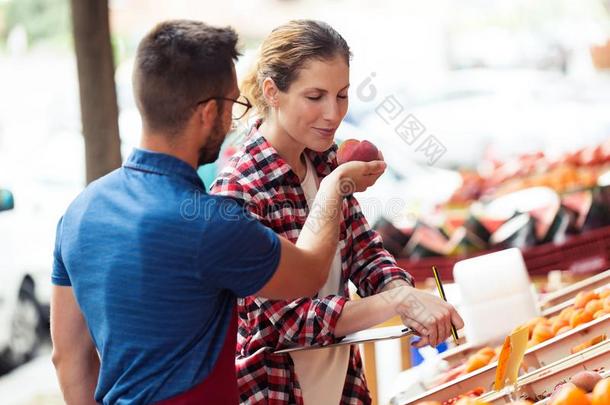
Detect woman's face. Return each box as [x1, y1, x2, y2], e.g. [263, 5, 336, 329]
[276, 55, 349, 152]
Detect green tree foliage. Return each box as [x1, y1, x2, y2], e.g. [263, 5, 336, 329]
[2, 0, 69, 46]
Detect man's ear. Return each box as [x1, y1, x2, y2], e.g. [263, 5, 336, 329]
[262, 77, 279, 108]
[197, 100, 218, 132]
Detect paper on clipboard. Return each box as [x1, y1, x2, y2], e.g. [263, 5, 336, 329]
[275, 325, 415, 354]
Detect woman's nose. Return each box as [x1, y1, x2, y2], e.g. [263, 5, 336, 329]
[323, 100, 341, 122]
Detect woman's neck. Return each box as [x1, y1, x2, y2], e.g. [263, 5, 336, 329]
[260, 118, 307, 180]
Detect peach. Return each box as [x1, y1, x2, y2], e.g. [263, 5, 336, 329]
[585, 300, 603, 315]
[550, 383, 590, 405]
[532, 323, 554, 343]
[337, 139, 381, 165]
[574, 291, 599, 309]
[464, 353, 492, 373]
[560, 307, 575, 322]
[551, 318, 570, 335]
[524, 317, 547, 338]
[475, 347, 496, 358]
[571, 371, 602, 392]
[570, 309, 594, 329]
[592, 377, 610, 405]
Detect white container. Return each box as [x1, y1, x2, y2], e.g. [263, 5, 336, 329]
[454, 248, 539, 346]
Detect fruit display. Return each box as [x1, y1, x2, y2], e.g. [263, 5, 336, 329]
[545, 373, 609, 404]
[378, 139, 610, 263]
[336, 138, 382, 164]
[448, 139, 610, 206]
[435, 288, 610, 385]
[404, 285, 609, 405]
[434, 349, 608, 405]
[380, 182, 610, 262]
[415, 386, 535, 404]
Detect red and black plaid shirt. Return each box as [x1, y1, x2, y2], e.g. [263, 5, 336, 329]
[211, 123, 413, 404]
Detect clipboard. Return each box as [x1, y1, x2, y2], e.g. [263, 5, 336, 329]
[274, 325, 416, 354]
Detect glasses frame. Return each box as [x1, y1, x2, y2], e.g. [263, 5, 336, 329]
[196, 96, 252, 120]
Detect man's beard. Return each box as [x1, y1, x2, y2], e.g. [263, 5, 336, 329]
[197, 117, 225, 166]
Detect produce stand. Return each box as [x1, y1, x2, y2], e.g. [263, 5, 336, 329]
[479, 339, 610, 404]
[428, 273, 609, 369]
[401, 314, 609, 404]
[397, 226, 610, 283]
[391, 269, 609, 405]
[538, 269, 610, 310]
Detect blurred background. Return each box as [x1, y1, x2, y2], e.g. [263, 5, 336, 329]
[0, 0, 609, 404]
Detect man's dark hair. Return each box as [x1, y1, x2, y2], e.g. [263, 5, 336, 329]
[133, 20, 240, 134]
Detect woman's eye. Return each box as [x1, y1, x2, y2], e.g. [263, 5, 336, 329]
[337, 94, 348, 99]
[306, 95, 322, 101]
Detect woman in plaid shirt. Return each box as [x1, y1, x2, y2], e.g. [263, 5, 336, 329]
[211, 20, 463, 405]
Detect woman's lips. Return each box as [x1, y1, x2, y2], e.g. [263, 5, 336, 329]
[313, 127, 336, 137]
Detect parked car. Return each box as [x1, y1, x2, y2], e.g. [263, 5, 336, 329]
[0, 134, 84, 373]
[0, 186, 49, 372]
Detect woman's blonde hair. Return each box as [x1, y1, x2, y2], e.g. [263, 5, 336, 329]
[241, 20, 351, 118]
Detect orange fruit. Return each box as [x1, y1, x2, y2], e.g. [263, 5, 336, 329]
[560, 307, 575, 321]
[550, 383, 591, 405]
[586, 300, 604, 315]
[524, 317, 547, 338]
[532, 323, 554, 342]
[593, 310, 609, 319]
[464, 353, 492, 373]
[475, 347, 496, 358]
[592, 377, 610, 405]
[599, 289, 610, 300]
[556, 326, 572, 335]
[477, 347, 498, 364]
[570, 309, 595, 328]
[604, 297, 610, 312]
[455, 398, 490, 405]
[551, 318, 570, 335]
[575, 291, 600, 309]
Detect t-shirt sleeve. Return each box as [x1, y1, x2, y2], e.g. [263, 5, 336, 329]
[51, 216, 72, 287]
[202, 198, 280, 297]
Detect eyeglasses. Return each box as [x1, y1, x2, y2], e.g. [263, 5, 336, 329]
[196, 95, 252, 120]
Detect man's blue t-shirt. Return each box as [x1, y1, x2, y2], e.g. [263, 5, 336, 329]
[52, 149, 280, 404]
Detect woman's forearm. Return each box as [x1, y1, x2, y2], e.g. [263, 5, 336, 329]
[334, 289, 399, 337]
[334, 279, 412, 337]
[295, 173, 343, 278]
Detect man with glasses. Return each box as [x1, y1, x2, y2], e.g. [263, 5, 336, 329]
[49, 20, 385, 405]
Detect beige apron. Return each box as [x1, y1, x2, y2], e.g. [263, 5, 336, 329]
[289, 156, 350, 405]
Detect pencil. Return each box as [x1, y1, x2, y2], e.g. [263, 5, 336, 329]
[432, 265, 459, 345]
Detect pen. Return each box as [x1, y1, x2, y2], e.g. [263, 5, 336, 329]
[432, 265, 459, 345]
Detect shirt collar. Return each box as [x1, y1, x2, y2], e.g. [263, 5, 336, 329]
[244, 120, 338, 185]
[123, 148, 205, 189]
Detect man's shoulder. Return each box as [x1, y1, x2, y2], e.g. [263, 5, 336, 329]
[64, 168, 122, 212]
[190, 193, 250, 223]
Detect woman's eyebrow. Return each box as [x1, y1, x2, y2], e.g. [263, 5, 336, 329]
[303, 84, 351, 93]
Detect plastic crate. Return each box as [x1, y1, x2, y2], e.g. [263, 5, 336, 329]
[396, 225, 610, 283]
